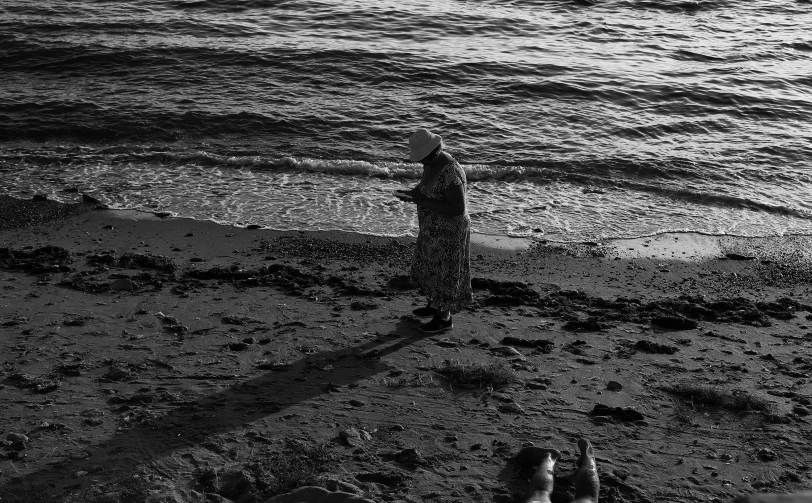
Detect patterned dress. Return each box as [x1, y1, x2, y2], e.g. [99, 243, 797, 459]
[410, 158, 473, 314]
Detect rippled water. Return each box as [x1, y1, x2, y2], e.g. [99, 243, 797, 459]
[1, 0, 811, 241]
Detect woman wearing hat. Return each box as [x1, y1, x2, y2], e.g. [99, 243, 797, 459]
[398, 128, 473, 333]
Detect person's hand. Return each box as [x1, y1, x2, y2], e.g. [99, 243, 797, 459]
[393, 190, 413, 202]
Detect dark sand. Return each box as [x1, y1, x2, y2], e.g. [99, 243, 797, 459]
[1, 198, 812, 502]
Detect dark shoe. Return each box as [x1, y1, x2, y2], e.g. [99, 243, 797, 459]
[420, 315, 453, 333]
[412, 305, 438, 317]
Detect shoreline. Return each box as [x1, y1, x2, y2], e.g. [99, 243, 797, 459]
[109, 205, 812, 266]
[73, 202, 812, 263]
[2, 196, 812, 502]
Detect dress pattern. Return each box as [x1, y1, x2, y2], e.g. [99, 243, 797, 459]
[410, 159, 473, 313]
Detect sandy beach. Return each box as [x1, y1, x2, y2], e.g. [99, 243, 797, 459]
[2, 196, 812, 503]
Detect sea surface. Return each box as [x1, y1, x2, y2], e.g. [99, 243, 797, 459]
[1, 0, 811, 242]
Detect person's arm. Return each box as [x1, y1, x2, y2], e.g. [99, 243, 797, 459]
[414, 183, 466, 216]
[406, 183, 422, 198]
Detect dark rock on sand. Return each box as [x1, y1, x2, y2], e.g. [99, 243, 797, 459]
[590, 403, 644, 422]
[563, 316, 613, 332]
[228, 342, 249, 351]
[156, 312, 188, 333]
[340, 427, 364, 447]
[651, 315, 698, 330]
[634, 340, 679, 354]
[606, 380, 623, 391]
[394, 448, 423, 465]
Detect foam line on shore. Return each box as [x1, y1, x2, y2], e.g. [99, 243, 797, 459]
[6, 196, 812, 265]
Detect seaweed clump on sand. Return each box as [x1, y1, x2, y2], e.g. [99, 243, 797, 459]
[662, 382, 778, 418]
[86, 251, 178, 272]
[187, 262, 322, 292]
[186, 262, 385, 297]
[470, 279, 811, 329]
[432, 359, 517, 389]
[0, 246, 74, 273]
[472, 278, 542, 306]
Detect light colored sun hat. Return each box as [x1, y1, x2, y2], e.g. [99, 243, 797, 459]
[409, 128, 443, 162]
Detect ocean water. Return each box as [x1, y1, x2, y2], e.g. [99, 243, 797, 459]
[1, 0, 811, 242]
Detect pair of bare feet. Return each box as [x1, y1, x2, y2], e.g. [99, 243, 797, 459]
[520, 439, 600, 503]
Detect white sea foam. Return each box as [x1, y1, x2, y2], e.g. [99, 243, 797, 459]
[3, 154, 812, 242]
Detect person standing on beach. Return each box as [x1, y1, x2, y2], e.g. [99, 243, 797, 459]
[396, 128, 473, 333]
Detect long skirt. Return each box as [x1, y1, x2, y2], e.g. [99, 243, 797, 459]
[410, 210, 473, 313]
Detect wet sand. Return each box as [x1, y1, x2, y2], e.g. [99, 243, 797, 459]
[1, 198, 812, 503]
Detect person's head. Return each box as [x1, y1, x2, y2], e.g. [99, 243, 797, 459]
[409, 128, 443, 164]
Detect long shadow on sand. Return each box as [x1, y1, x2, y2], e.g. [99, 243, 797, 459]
[0, 319, 427, 501]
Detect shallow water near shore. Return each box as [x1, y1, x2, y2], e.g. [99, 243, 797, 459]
[4, 144, 812, 243]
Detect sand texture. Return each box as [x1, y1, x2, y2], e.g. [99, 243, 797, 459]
[1, 200, 812, 502]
